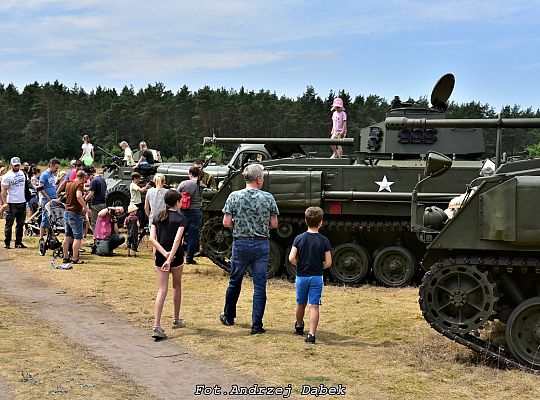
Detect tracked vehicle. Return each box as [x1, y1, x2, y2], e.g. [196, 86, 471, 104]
[402, 116, 540, 370]
[201, 74, 489, 287]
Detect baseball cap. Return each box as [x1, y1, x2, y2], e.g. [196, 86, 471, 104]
[10, 157, 21, 166]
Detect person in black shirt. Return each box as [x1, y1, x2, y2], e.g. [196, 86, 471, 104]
[84, 166, 107, 242]
[288, 206, 332, 344]
[149, 189, 187, 340]
[134, 141, 154, 169]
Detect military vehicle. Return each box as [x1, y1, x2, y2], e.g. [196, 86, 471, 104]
[157, 137, 353, 186]
[102, 139, 349, 215]
[101, 147, 162, 215]
[200, 74, 490, 287]
[399, 115, 540, 370]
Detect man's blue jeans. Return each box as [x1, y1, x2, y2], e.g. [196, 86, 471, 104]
[223, 239, 269, 329]
[180, 208, 203, 262]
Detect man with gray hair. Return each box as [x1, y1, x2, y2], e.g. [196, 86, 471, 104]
[219, 163, 279, 334]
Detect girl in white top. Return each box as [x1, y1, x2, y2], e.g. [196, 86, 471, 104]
[329, 97, 347, 158]
[81, 135, 94, 166]
[145, 173, 168, 227]
[119, 140, 134, 166]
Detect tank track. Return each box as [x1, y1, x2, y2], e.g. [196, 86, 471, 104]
[419, 256, 540, 372]
[202, 214, 412, 275]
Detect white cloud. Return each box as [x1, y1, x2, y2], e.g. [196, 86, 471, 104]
[0, 0, 538, 78]
[85, 49, 334, 78]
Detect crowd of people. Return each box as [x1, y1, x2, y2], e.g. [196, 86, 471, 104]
[1, 136, 333, 346]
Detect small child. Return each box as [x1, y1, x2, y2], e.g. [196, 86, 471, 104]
[149, 189, 187, 340]
[124, 204, 140, 257]
[329, 97, 347, 158]
[129, 172, 150, 226]
[288, 206, 332, 344]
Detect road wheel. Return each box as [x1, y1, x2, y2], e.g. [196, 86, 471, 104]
[505, 297, 540, 369]
[106, 186, 130, 223]
[373, 246, 416, 287]
[284, 245, 296, 278]
[329, 243, 370, 284]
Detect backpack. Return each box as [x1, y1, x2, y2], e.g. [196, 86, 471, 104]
[180, 191, 191, 209]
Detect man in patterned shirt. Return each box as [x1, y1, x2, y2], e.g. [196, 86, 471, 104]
[220, 164, 279, 334]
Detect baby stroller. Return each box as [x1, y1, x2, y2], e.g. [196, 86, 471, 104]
[38, 199, 66, 258]
[24, 203, 43, 237]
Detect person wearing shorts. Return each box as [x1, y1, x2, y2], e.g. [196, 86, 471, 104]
[61, 170, 89, 265]
[329, 97, 347, 158]
[288, 206, 332, 344]
[149, 189, 187, 340]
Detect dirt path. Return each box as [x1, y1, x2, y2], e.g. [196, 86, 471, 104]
[0, 376, 14, 400]
[0, 256, 274, 400]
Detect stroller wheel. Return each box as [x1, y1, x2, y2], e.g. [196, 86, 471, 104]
[25, 227, 34, 237]
[38, 238, 46, 256]
[53, 248, 63, 259]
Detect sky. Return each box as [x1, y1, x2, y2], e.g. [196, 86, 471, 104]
[1, 0, 539, 111]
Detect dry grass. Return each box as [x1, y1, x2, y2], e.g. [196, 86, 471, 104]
[1, 221, 539, 399]
[0, 293, 151, 399]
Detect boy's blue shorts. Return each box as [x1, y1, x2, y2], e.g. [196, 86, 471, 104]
[296, 275, 323, 305]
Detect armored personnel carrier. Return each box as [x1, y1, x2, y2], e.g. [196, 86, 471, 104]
[200, 74, 489, 287]
[401, 115, 540, 370]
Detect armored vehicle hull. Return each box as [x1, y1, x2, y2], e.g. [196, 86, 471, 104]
[200, 74, 490, 287]
[201, 155, 483, 287]
[407, 116, 540, 370]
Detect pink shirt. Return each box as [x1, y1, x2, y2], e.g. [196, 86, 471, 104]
[332, 110, 347, 133]
[94, 213, 112, 240]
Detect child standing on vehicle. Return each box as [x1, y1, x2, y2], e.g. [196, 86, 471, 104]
[288, 206, 332, 344]
[124, 204, 140, 257]
[329, 97, 347, 158]
[149, 189, 187, 340]
[80, 135, 94, 166]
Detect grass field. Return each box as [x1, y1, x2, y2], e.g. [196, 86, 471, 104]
[0, 219, 539, 399]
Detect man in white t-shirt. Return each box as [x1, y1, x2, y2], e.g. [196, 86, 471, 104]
[0, 157, 28, 249]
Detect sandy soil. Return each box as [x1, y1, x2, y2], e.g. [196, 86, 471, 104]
[0, 376, 14, 400]
[0, 254, 275, 400]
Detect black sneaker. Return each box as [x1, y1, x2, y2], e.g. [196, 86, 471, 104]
[186, 259, 197, 265]
[219, 313, 234, 326]
[251, 327, 266, 335]
[295, 321, 305, 335]
[3, 243, 10, 249]
[14, 243, 28, 249]
[305, 333, 316, 344]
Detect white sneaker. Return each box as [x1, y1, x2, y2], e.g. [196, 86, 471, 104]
[330, 154, 336, 159]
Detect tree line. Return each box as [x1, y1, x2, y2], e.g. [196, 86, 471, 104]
[1, 81, 539, 164]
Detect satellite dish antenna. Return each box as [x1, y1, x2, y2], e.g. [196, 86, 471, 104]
[431, 73, 455, 112]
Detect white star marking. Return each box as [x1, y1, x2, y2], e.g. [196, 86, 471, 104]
[375, 176, 394, 192]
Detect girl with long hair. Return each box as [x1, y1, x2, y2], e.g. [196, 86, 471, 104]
[149, 189, 187, 339]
